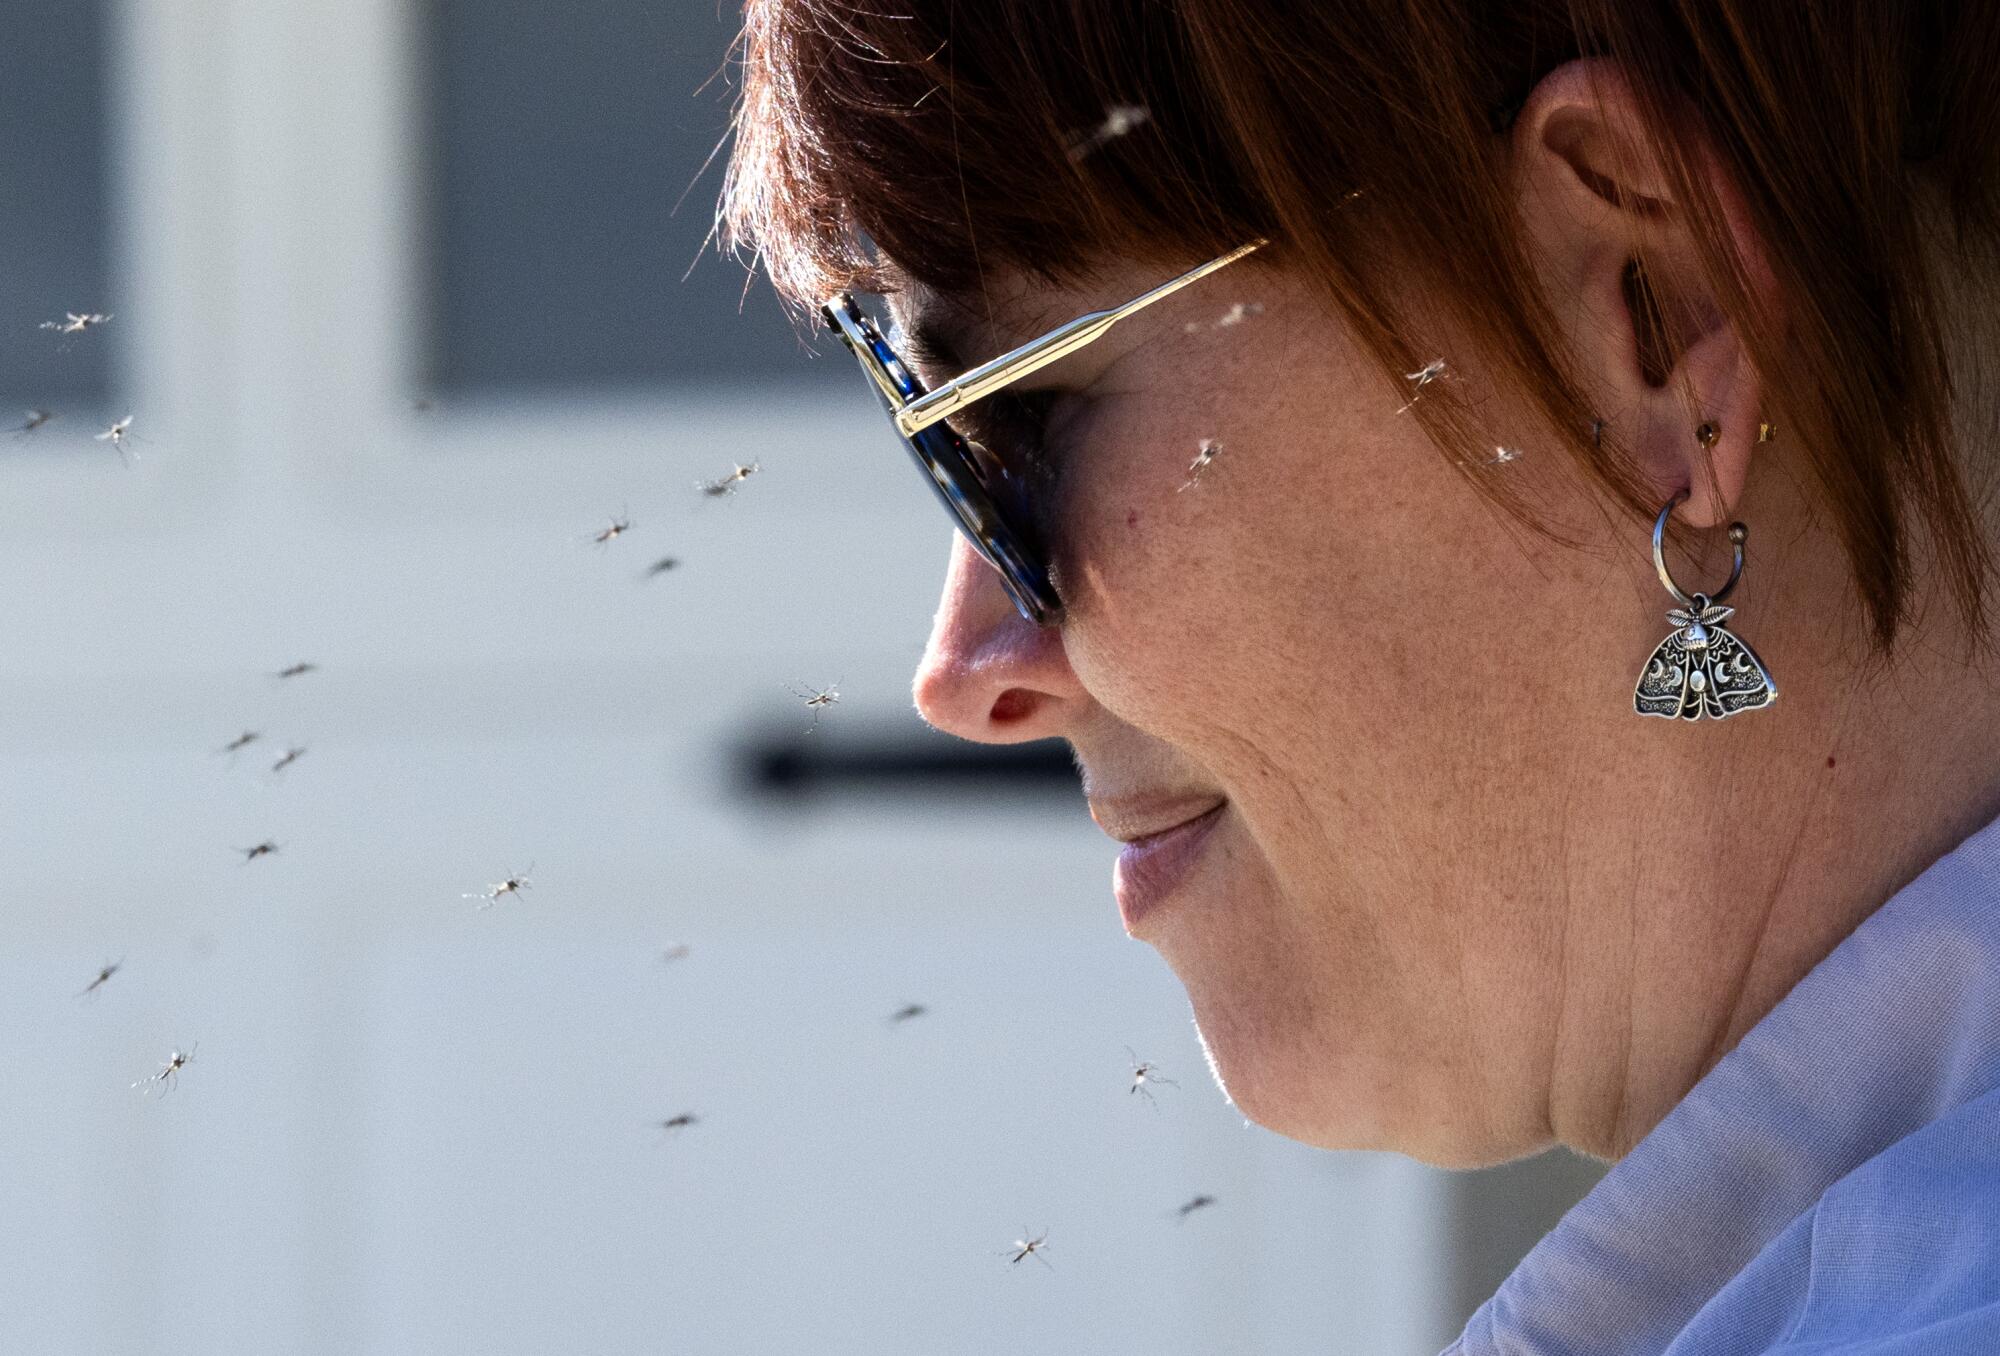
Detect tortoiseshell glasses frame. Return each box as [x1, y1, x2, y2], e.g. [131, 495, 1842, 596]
[820, 239, 1265, 625]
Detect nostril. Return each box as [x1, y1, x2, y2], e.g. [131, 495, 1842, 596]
[989, 688, 1038, 724]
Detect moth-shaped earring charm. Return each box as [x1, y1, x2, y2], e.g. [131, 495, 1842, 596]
[1633, 487, 1778, 720]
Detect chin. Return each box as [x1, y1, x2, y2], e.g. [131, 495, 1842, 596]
[1175, 961, 1538, 1172]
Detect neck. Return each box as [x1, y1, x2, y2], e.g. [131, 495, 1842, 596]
[1564, 442, 2000, 1163]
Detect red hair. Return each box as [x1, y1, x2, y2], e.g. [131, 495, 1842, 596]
[720, 1, 2000, 661]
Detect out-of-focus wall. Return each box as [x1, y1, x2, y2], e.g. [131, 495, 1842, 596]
[0, 3, 1599, 1353]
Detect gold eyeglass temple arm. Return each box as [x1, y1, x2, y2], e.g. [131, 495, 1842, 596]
[893, 239, 1266, 438]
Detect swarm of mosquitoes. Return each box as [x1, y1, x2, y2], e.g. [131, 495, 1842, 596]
[30, 154, 1536, 1281]
[16, 312, 147, 458]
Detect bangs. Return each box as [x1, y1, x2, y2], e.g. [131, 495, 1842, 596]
[718, 2, 1281, 310]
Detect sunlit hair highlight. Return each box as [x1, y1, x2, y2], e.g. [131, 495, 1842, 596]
[719, 0, 2000, 664]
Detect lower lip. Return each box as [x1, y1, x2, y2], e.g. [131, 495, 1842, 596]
[1114, 803, 1225, 933]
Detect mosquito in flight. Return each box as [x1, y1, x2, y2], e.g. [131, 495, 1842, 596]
[657, 1112, 699, 1135]
[465, 865, 532, 909]
[273, 662, 317, 680]
[698, 461, 760, 497]
[660, 943, 692, 964]
[1067, 102, 1149, 161]
[1397, 359, 1448, 414]
[1458, 445, 1524, 468]
[270, 745, 307, 775]
[1174, 1194, 1218, 1223]
[217, 730, 262, 756]
[79, 960, 123, 998]
[886, 1002, 928, 1025]
[42, 312, 111, 354]
[588, 510, 632, 546]
[41, 311, 111, 336]
[11, 408, 56, 436]
[788, 679, 841, 734]
[1127, 1047, 1179, 1105]
[237, 841, 280, 863]
[640, 556, 681, 581]
[1177, 438, 1223, 492]
[96, 415, 138, 461]
[1184, 301, 1263, 333]
[1007, 1228, 1053, 1269]
[133, 1044, 196, 1096]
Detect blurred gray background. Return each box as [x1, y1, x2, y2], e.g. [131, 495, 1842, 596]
[0, 2, 1604, 1352]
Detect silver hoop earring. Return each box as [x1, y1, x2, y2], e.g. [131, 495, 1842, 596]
[1633, 488, 1778, 720]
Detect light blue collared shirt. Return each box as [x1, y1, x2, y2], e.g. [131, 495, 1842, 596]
[1443, 807, 2000, 1355]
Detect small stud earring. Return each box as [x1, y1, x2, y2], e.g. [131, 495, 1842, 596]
[1695, 420, 1721, 449]
[1756, 421, 1778, 444]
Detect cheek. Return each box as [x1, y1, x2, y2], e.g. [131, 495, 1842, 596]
[1053, 391, 1355, 729]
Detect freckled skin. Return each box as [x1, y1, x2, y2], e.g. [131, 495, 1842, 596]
[897, 72, 2000, 1168]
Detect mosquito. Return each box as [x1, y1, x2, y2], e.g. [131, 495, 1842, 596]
[588, 510, 632, 547]
[886, 1002, 928, 1025]
[133, 1044, 196, 1096]
[11, 408, 56, 436]
[1007, 1228, 1054, 1270]
[237, 840, 279, 863]
[96, 415, 139, 461]
[659, 943, 692, 964]
[1396, 359, 1448, 414]
[40, 311, 111, 339]
[270, 745, 307, 775]
[640, 556, 682, 581]
[273, 662, 317, 680]
[79, 959, 123, 998]
[657, 1112, 699, 1134]
[464, 864, 532, 909]
[1067, 102, 1150, 161]
[698, 461, 760, 497]
[788, 678, 841, 734]
[1174, 1194, 1218, 1223]
[1184, 301, 1263, 333]
[1176, 438, 1223, 492]
[1127, 1047, 1179, 1104]
[217, 730, 262, 756]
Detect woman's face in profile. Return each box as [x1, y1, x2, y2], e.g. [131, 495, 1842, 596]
[892, 246, 1794, 1171]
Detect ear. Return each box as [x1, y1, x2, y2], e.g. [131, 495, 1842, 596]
[1509, 57, 1784, 529]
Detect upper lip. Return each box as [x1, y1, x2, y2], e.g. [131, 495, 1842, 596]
[1088, 795, 1226, 844]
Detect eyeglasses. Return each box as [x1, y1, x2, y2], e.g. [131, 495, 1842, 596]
[820, 239, 1265, 626]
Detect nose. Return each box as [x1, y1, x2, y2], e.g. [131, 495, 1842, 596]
[912, 532, 1088, 742]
